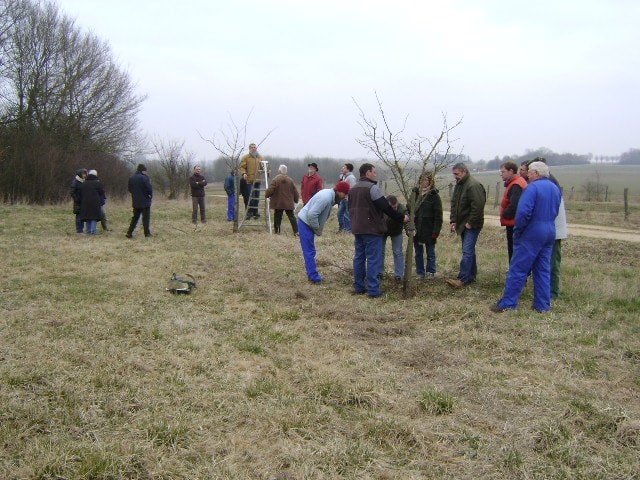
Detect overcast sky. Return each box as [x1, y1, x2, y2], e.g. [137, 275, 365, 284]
[55, 0, 639, 162]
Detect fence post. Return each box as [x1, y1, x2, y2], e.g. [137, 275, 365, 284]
[624, 188, 629, 221]
[604, 185, 609, 202]
[494, 181, 500, 208]
[569, 186, 574, 201]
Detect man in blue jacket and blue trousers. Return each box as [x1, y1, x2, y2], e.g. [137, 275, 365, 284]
[297, 181, 351, 283]
[492, 161, 561, 312]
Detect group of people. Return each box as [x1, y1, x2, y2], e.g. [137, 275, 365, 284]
[70, 168, 108, 235]
[70, 163, 154, 238]
[70, 144, 568, 312]
[292, 157, 567, 312]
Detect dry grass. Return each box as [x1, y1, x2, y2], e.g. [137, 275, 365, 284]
[1, 199, 639, 479]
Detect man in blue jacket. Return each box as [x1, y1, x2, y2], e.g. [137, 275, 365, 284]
[224, 169, 236, 221]
[297, 181, 351, 283]
[492, 161, 561, 312]
[126, 164, 153, 238]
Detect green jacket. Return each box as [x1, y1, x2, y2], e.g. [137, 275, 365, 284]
[450, 174, 486, 235]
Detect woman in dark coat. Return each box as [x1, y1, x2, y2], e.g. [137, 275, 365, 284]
[265, 164, 300, 235]
[79, 170, 106, 235]
[412, 172, 443, 278]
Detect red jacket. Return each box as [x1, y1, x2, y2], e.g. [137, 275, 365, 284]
[500, 175, 528, 226]
[301, 173, 323, 204]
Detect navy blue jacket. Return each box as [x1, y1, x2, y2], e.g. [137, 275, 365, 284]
[128, 172, 153, 208]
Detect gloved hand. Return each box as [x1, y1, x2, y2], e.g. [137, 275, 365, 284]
[432, 232, 439, 240]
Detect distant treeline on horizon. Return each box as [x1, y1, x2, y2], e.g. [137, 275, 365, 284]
[201, 147, 640, 182]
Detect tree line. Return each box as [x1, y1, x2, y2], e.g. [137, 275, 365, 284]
[0, 0, 144, 204]
[1, 0, 637, 205]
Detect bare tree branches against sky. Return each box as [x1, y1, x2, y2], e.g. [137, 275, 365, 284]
[55, 0, 640, 161]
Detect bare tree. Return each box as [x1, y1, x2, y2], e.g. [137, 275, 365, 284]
[151, 138, 193, 200]
[199, 110, 274, 232]
[0, 0, 145, 203]
[354, 93, 462, 297]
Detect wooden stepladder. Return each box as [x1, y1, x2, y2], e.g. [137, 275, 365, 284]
[238, 160, 272, 233]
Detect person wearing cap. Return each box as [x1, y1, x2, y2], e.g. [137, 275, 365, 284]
[265, 164, 300, 235]
[491, 161, 561, 313]
[349, 163, 409, 298]
[239, 143, 264, 218]
[297, 181, 351, 283]
[70, 168, 87, 233]
[126, 164, 153, 238]
[301, 162, 323, 205]
[79, 169, 105, 235]
[189, 165, 208, 224]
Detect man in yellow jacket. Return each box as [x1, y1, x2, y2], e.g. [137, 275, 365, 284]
[239, 143, 264, 218]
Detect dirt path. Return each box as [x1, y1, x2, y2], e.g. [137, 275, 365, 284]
[482, 214, 640, 243]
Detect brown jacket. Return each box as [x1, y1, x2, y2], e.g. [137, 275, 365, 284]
[239, 153, 263, 183]
[265, 174, 299, 210]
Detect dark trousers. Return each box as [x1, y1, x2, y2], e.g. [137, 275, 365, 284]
[240, 178, 249, 208]
[127, 207, 151, 236]
[192, 196, 206, 223]
[506, 225, 514, 263]
[274, 209, 297, 234]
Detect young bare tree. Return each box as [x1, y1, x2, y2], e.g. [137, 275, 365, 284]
[199, 110, 273, 232]
[354, 93, 462, 296]
[151, 138, 193, 200]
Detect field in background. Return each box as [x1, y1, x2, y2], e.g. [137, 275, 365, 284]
[1, 199, 638, 479]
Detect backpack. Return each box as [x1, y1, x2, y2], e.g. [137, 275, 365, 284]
[166, 273, 196, 294]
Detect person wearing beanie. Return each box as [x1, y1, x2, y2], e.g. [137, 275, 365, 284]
[126, 164, 153, 238]
[70, 168, 88, 233]
[349, 163, 409, 298]
[265, 164, 300, 235]
[297, 181, 350, 283]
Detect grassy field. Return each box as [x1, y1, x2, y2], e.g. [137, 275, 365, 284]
[1, 199, 639, 479]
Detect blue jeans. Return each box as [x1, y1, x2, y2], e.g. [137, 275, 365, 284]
[498, 224, 555, 311]
[353, 234, 384, 297]
[75, 214, 84, 233]
[227, 194, 235, 220]
[298, 219, 322, 282]
[458, 227, 480, 284]
[85, 220, 97, 235]
[383, 234, 404, 278]
[414, 239, 436, 276]
[337, 198, 351, 232]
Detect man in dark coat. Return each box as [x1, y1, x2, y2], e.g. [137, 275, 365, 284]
[189, 165, 207, 224]
[126, 164, 153, 238]
[446, 162, 486, 288]
[70, 168, 87, 233]
[79, 169, 105, 235]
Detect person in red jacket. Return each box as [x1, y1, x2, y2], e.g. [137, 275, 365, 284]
[499, 161, 528, 264]
[301, 162, 323, 205]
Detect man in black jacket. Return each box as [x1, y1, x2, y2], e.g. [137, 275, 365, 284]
[126, 164, 153, 238]
[189, 165, 208, 224]
[70, 168, 87, 233]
